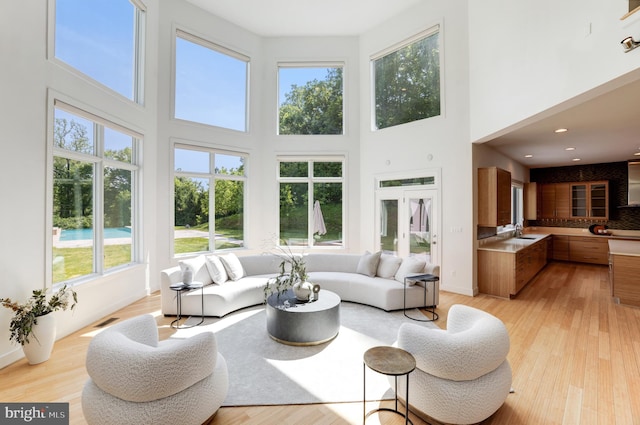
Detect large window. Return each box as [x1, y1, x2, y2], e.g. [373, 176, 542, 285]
[52, 102, 140, 284]
[174, 146, 246, 255]
[278, 158, 344, 248]
[278, 64, 344, 135]
[372, 26, 440, 130]
[54, 0, 146, 102]
[174, 30, 249, 132]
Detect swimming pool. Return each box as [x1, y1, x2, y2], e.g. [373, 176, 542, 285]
[59, 227, 132, 241]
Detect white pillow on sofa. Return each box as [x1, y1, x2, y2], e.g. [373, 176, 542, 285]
[205, 254, 228, 284]
[394, 256, 426, 285]
[356, 251, 381, 277]
[178, 255, 213, 285]
[377, 254, 402, 279]
[220, 253, 245, 281]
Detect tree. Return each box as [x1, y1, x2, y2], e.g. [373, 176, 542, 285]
[279, 68, 343, 135]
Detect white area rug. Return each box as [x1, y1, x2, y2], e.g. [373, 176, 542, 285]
[171, 302, 438, 406]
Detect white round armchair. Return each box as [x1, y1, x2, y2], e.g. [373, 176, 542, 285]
[82, 314, 228, 425]
[393, 304, 512, 424]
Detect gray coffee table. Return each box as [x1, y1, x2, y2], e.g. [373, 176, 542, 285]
[266, 289, 340, 346]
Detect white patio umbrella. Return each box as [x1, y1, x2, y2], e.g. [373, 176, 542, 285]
[313, 200, 327, 235]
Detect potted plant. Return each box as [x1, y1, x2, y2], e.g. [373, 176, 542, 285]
[1, 284, 78, 364]
[264, 244, 313, 302]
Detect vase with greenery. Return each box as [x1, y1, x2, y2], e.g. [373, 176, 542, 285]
[1, 285, 78, 364]
[264, 244, 312, 302]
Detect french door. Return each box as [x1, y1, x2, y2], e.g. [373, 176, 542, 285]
[376, 188, 438, 264]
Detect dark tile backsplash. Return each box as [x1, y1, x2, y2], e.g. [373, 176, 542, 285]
[529, 161, 640, 230]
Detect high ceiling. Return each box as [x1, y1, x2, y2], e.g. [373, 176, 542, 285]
[186, 0, 640, 169]
[184, 0, 423, 37]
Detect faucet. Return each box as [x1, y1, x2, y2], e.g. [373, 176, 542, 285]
[514, 223, 523, 238]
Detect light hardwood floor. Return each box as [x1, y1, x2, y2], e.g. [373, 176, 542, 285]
[1, 261, 639, 424]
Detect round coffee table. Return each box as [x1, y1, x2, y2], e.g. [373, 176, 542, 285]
[266, 289, 340, 346]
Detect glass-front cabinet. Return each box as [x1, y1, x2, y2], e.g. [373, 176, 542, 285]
[570, 181, 608, 219]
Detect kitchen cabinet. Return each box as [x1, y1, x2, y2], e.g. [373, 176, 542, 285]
[609, 240, 640, 307]
[524, 182, 541, 220]
[477, 236, 550, 298]
[478, 167, 511, 227]
[568, 236, 609, 265]
[540, 183, 571, 219]
[552, 235, 569, 261]
[570, 181, 608, 219]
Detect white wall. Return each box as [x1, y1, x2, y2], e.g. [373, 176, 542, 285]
[469, 0, 640, 142]
[359, 1, 475, 296]
[0, 1, 160, 367]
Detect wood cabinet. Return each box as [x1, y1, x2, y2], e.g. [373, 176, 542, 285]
[478, 167, 512, 227]
[540, 183, 571, 219]
[568, 236, 609, 265]
[570, 181, 608, 219]
[478, 236, 550, 298]
[610, 254, 640, 307]
[524, 182, 541, 220]
[552, 235, 569, 261]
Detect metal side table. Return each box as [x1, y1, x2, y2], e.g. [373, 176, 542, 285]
[170, 281, 204, 329]
[403, 273, 439, 322]
[363, 346, 416, 425]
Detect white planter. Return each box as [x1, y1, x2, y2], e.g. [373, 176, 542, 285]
[22, 313, 57, 365]
[293, 281, 314, 301]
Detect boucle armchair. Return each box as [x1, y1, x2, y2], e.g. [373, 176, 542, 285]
[393, 304, 512, 424]
[82, 314, 228, 425]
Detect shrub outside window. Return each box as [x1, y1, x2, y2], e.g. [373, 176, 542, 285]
[52, 102, 140, 284]
[372, 26, 440, 130]
[278, 159, 344, 248]
[174, 30, 249, 132]
[54, 0, 145, 102]
[278, 64, 344, 135]
[174, 146, 246, 255]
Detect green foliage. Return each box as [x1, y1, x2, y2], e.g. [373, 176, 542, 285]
[374, 32, 440, 130]
[279, 68, 343, 135]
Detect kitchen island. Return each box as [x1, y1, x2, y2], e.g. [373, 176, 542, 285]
[608, 240, 640, 307]
[477, 234, 551, 298]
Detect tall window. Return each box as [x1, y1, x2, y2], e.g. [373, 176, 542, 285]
[372, 26, 440, 130]
[54, 0, 146, 102]
[278, 64, 344, 135]
[52, 102, 140, 284]
[512, 183, 524, 226]
[174, 30, 249, 132]
[278, 158, 344, 248]
[174, 146, 246, 255]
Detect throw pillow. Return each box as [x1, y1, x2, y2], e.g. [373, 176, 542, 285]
[220, 253, 245, 281]
[394, 256, 427, 285]
[356, 251, 382, 277]
[178, 255, 212, 285]
[376, 254, 403, 279]
[205, 254, 228, 284]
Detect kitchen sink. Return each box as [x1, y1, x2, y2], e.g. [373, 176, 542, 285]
[516, 236, 537, 240]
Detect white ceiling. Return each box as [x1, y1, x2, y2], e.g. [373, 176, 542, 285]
[184, 0, 423, 37]
[186, 0, 640, 169]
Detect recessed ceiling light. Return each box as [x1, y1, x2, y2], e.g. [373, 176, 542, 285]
[634, 152, 640, 156]
[524, 154, 533, 158]
[572, 158, 581, 162]
[565, 147, 575, 151]
[555, 128, 568, 133]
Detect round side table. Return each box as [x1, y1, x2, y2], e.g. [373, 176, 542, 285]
[363, 346, 416, 425]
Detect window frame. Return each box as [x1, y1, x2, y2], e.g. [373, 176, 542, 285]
[172, 142, 248, 257]
[277, 156, 346, 249]
[370, 23, 443, 131]
[48, 97, 142, 288]
[49, 0, 147, 104]
[277, 62, 345, 136]
[172, 28, 250, 132]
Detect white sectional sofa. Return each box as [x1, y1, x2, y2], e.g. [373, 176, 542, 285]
[160, 252, 440, 318]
